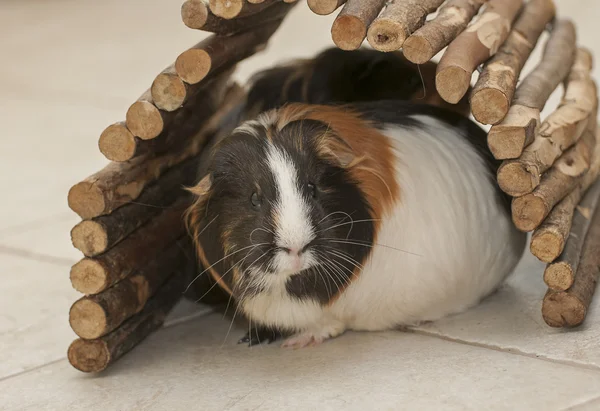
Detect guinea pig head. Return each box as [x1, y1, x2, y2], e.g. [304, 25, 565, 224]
[185, 104, 399, 306]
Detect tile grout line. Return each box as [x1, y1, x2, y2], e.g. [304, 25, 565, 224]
[0, 244, 75, 267]
[409, 328, 600, 373]
[0, 358, 65, 383]
[562, 395, 600, 410]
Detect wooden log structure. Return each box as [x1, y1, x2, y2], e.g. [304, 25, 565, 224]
[542, 189, 600, 328]
[65, 0, 600, 373]
[543, 179, 600, 291]
[470, 0, 555, 125]
[497, 48, 596, 197]
[330, 0, 387, 51]
[366, 0, 446, 53]
[487, 20, 577, 160]
[68, 266, 190, 373]
[435, 0, 523, 104]
[402, 0, 487, 64]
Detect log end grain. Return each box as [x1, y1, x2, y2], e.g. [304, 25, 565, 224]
[68, 339, 109, 373]
[530, 231, 564, 263]
[175, 49, 212, 85]
[497, 161, 539, 197]
[151, 73, 187, 112]
[209, 0, 244, 19]
[181, 0, 209, 29]
[68, 182, 106, 220]
[470, 88, 509, 125]
[69, 299, 108, 340]
[307, 0, 342, 15]
[512, 195, 547, 232]
[402, 35, 434, 65]
[544, 262, 575, 291]
[71, 220, 109, 257]
[366, 19, 407, 52]
[488, 120, 537, 160]
[331, 15, 367, 51]
[126, 101, 164, 140]
[70, 259, 108, 295]
[98, 123, 137, 162]
[435, 66, 471, 104]
[542, 291, 586, 327]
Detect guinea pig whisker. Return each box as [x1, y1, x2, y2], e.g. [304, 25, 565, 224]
[185, 243, 268, 293]
[319, 218, 381, 234]
[318, 257, 346, 291]
[249, 227, 274, 244]
[322, 247, 365, 271]
[321, 238, 423, 258]
[313, 264, 333, 298]
[318, 210, 353, 224]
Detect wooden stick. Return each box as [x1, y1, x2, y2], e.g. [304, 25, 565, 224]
[70, 158, 200, 257]
[125, 89, 172, 140]
[69, 237, 192, 339]
[543, 179, 600, 290]
[175, 21, 283, 85]
[470, 0, 555, 125]
[367, 0, 445, 52]
[497, 49, 596, 197]
[182, 0, 293, 34]
[67, 269, 188, 373]
[209, 0, 279, 19]
[330, 0, 387, 51]
[70, 196, 190, 295]
[531, 127, 600, 262]
[68, 84, 245, 219]
[487, 19, 577, 159]
[435, 0, 523, 104]
[150, 65, 189, 112]
[511, 130, 596, 232]
[308, 0, 346, 15]
[403, 0, 487, 64]
[542, 195, 600, 328]
[98, 122, 137, 162]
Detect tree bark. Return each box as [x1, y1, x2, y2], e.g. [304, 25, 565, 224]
[487, 19, 577, 159]
[67, 269, 189, 373]
[403, 0, 487, 64]
[330, 0, 388, 51]
[366, 0, 445, 52]
[470, 0, 555, 125]
[435, 0, 523, 104]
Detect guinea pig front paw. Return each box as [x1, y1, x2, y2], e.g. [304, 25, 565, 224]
[281, 323, 346, 349]
[238, 325, 282, 347]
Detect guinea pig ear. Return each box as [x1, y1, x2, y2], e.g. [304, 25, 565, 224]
[185, 174, 212, 197]
[318, 133, 357, 169]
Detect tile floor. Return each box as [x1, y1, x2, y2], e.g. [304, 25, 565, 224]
[1, 0, 600, 410]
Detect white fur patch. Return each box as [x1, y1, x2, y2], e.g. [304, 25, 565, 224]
[267, 145, 316, 274]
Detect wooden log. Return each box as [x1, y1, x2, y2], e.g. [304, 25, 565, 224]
[150, 65, 189, 112]
[497, 49, 596, 197]
[125, 89, 173, 140]
[470, 0, 555, 125]
[69, 237, 192, 339]
[98, 122, 137, 163]
[175, 21, 283, 85]
[435, 0, 523, 104]
[402, 0, 487, 64]
[543, 179, 600, 290]
[330, 0, 387, 51]
[68, 84, 246, 220]
[511, 130, 597, 232]
[542, 195, 600, 328]
[182, 0, 293, 34]
[70, 157, 200, 257]
[308, 0, 346, 15]
[209, 0, 279, 19]
[531, 128, 600, 262]
[70, 196, 190, 295]
[366, 0, 445, 52]
[487, 20, 577, 160]
[67, 269, 188, 373]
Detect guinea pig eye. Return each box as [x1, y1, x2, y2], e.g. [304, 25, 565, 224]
[251, 192, 261, 208]
[308, 183, 317, 199]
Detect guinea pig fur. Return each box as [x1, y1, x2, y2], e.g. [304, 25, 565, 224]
[186, 101, 526, 349]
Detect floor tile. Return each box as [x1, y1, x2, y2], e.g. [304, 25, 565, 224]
[3, 312, 600, 411]
[0, 254, 79, 379]
[413, 245, 600, 369]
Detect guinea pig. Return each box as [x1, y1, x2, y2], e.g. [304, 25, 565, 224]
[185, 100, 527, 348]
